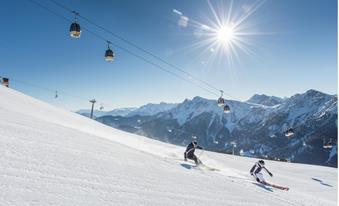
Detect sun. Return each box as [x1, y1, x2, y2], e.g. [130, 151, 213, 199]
[172, 0, 268, 68]
[216, 25, 235, 45]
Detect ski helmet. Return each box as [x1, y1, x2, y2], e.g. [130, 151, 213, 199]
[259, 160, 265, 166]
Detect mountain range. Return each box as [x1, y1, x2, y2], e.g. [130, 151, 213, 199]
[79, 89, 338, 167]
[77, 102, 177, 118]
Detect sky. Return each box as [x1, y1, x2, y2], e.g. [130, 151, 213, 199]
[0, 0, 337, 111]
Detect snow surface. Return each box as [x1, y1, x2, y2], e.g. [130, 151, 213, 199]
[0, 86, 337, 206]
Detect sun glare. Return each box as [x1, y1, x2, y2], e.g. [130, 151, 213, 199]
[216, 25, 235, 45]
[173, 0, 267, 68]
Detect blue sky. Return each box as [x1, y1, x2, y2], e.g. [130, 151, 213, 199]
[0, 0, 337, 111]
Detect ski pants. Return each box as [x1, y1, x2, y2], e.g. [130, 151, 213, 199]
[186, 152, 199, 164]
[253, 172, 265, 183]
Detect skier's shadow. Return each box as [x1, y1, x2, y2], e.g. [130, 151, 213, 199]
[252, 183, 274, 192]
[180, 163, 194, 170]
[311, 178, 333, 187]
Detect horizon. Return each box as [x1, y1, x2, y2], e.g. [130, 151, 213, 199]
[1, 0, 337, 111]
[77, 88, 336, 112]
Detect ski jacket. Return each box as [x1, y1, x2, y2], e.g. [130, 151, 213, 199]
[250, 162, 263, 174]
[185, 142, 202, 158]
[250, 162, 272, 176]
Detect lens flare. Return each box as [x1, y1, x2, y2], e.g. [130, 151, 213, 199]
[216, 25, 235, 45]
[174, 0, 269, 69]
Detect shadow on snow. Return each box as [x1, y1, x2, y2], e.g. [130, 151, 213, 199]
[180, 163, 196, 170]
[252, 183, 274, 192]
[311, 178, 333, 187]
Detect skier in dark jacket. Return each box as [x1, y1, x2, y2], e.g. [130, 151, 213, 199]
[184, 140, 203, 165]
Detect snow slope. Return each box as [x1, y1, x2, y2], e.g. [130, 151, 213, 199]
[0, 86, 337, 206]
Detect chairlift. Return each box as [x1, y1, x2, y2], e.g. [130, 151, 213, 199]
[54, 91, 58, 98]
[70, 11, 81, 38]
[323, 138, 334, 149]
[99, 104, 104, 110]
[105, 41, 115, 61]
[285, 128, 295, 137]
[217, 90, 225, 107]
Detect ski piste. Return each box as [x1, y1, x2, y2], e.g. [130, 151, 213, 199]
[163, 156, 220, 172]
[185, 158, 289, 191]
[166, 153, 287, 190]
[197, 162, 220, 172]
[228, 175, 289, 191]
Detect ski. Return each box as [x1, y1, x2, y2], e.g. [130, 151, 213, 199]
[266, 182, 289, 191]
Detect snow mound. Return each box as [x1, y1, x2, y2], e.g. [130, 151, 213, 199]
[0, 86, 337, 205]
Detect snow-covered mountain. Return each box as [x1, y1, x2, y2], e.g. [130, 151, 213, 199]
[126, 102, 177, 117]
[97, 89, 338, 167]
[0, 86, 337, 205]
[77, 107, 137, 118]
[77, 102, 177, 118]
[247, 94, 284, 106]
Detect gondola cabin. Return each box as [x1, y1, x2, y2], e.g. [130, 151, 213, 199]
[105, 48, 114, 61]
[2, 78, 9, 87]
[70, 22, 81, 38]
[217, 97, 225, 107]
[323, 138, 334, 149]
[285, 128, 295, 137]
[223, 105, 230, 113]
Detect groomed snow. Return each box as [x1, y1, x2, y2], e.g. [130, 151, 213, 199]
[0, 86, 337, 206]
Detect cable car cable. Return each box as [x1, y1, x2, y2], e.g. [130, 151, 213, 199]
[28, 0, 219, 97]
[47, 0, 236, 99]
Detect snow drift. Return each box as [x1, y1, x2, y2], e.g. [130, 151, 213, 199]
[0, 86, 337, 205]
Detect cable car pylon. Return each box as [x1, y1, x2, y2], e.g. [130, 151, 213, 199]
[89, 99, 96, 119]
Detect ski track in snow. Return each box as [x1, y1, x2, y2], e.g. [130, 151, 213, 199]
[0, 86, 337, 206]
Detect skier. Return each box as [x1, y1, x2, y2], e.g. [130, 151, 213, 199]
[184, 140, 203, 165]
[250, 160, 273, 182]
[250, 160, 289, 191]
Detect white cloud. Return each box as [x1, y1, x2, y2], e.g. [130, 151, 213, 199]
[172, 9, 183, 16]
[178, 16, 189, 27]
[201, 24, 211, 31]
